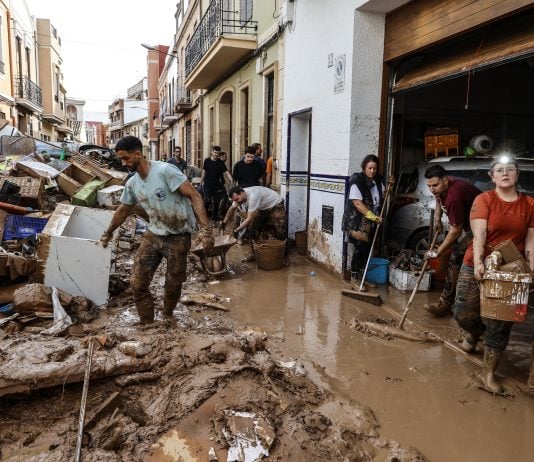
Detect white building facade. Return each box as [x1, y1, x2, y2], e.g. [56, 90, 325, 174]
[281, 0, 409, 274]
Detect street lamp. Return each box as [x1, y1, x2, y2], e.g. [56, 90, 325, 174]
[140, 43, 176, 58]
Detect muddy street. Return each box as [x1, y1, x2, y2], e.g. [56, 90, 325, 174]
[0, 239, 533, 461]
[214, 247, 534, 462]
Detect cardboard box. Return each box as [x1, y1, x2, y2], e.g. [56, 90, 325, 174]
[492, 239, 523, 264]
[500, 258, 530, 273]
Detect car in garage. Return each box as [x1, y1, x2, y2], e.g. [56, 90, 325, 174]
[386, 156, 534, 256]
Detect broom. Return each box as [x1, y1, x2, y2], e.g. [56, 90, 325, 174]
[398, 229, 439, 329]
[342, 177, 395, 306]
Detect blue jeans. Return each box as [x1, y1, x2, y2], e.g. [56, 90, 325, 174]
[453, 264, 514, 352]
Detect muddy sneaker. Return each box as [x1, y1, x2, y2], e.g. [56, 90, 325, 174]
[424, 297, 452, 317]
[460, 333, 479, 353]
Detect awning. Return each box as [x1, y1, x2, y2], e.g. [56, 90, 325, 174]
[393, 13, 534, 94]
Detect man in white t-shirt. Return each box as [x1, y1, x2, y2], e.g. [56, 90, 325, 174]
[220, 185, 286, 241]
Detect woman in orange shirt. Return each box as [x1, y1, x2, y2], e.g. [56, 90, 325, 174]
[453, 155, 534, 393]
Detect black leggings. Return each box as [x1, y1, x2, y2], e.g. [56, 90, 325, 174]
[351, 240, 371, 275]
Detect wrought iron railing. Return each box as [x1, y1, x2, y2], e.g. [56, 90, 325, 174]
[176, 78, 191, 104]
[15, 75, 42, 107]
[185, 0, 257, 77]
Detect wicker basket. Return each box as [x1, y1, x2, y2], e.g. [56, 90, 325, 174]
[253, 239, 286, 271]
[480, 271, 531, 322]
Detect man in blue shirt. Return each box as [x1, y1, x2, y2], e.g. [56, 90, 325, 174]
[100, 136, 213, 324]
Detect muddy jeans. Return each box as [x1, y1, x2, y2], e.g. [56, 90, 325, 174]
[251, 202, 287, 241]
[453, 264, 514, 352]
[131, 231, 191, 322]
[441, 231, 472, 305]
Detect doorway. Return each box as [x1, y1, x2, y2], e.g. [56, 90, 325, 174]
[286, 109, 312, 240]
[219, 91, 233, 164]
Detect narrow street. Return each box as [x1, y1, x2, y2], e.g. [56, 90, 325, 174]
[213, 247, 534, 462]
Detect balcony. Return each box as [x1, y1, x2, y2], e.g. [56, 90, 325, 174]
[162, 110, 178, 125]
[14, 75, 43, 113]
[175, 82, 192, 113]
[184, 0, 257, 90]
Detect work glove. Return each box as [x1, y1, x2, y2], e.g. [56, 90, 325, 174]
[100, 231, 113, 248]
[364, 210, 382, 224]
[424, 250, 438, 260]
[198, 227, 214, 255]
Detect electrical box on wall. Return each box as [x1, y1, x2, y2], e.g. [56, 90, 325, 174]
[280, 0, 295, 25]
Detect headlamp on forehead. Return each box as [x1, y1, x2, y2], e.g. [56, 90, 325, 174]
[490, 153, 517, 169]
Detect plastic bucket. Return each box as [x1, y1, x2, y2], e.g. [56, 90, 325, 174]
[366, 258, 389, 284]
[295, 230, 307, 255]
[480, 271, 531, 322]
[253, 239, 286, 271]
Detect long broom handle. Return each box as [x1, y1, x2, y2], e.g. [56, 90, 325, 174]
[74, 338, 95, 462]
[398, 231, 440, 329]
[359, 180, 394, 292]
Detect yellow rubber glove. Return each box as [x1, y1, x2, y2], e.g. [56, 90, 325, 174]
[364, 210, 381, 223]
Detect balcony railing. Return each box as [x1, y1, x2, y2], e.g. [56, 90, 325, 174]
[176, 79, 191, 104]
[185, 0, 257, 77]
[15, 75, 42, 107]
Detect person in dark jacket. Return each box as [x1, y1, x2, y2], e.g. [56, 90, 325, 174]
[342, 154, 384, 287]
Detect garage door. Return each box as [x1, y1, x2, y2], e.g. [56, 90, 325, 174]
[392, 14, 534, 93]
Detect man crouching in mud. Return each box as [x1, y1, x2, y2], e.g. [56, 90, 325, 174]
[100, 135, 214, 324]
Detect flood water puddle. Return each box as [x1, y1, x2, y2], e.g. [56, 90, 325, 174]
[212, 250, 534, 462]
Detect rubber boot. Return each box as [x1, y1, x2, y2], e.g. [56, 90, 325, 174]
[163, 284, 182, 316]
[480, 347, 503, 393]
[134, 294, 155, 324]
[424, 297, 452, 317]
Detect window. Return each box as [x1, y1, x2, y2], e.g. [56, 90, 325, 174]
[0, 17, 4, 74]
[240, 0, 253, 25]
[16, 37, 22, 78]
[265, 73, 274, 156]
[25, 47, 31, 79]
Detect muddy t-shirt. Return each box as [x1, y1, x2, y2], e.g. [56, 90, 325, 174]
[232, 186, 281, 212]
[463, 190, 534, 266]
[121, 161, 197, 235]
[440, 178, 481, 231]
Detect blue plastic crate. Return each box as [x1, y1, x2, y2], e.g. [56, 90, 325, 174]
[3, 215, 48, 240]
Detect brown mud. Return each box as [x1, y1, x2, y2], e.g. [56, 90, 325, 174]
[1, 225, 534, 461]
[0, 228, 425, 461]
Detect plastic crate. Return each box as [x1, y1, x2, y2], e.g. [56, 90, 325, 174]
[3, 214, 48, 240]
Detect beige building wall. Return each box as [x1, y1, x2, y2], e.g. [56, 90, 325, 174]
[174, 0, 203, 168]
[197, 2, 283, 176]
[36, 18, 66, 140]
[0, 2, 14, 123]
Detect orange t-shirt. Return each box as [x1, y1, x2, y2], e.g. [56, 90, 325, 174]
[266, 156, 273, 174]
[463, 190, 534, 266]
